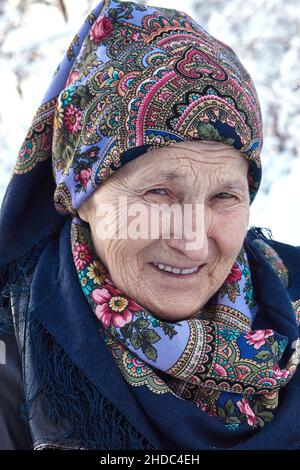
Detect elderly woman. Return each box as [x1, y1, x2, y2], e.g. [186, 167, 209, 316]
[0, 0, 300, 451]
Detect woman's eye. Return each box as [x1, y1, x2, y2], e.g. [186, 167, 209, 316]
[147, 188, 168, 195]
[215, 192, 235, 199]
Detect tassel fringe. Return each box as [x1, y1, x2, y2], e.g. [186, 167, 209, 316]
[0, 231, 156, 450]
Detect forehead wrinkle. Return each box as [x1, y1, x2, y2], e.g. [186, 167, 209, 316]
[135, 167, 247, 191]
[130, 151, 248, 188]
[167, 143, 243, 157]
[166, 150, 249, 176]
[139, 171, 180, 184]
[135, 159, 224, 183]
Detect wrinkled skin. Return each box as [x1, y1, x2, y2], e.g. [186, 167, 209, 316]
[78, 140, 250, 322]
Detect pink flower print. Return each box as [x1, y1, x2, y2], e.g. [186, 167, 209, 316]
[236, 398, 258, 427]
[90, 15, 112, 44]
[131, 32, 141, 41]
[158, 90, 172, 101]
[91, 284, 141, 328]
[88, 149, 99, 158]
[64, 104, 82, 133]
[273, 364, 290, 380]
[75, 168, 92, 190]
[245, 329, 274, 349]
[197, 399, 217, 417]
[224, 262, 242, 284]
[73, 242, 91, 270]
[66, 70, 79, 87]
[151, 136, 163, 145]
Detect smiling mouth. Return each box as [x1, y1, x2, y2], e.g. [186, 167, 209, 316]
[150, 262, 205, 278]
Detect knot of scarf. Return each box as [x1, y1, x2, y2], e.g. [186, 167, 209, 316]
[71, 216, 300, 431]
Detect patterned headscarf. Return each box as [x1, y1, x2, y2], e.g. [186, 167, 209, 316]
[35, 0, 262, 215]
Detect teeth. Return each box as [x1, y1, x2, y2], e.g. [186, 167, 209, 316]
[172, 268, 181, 274]
[181, 267, 198, 274]
[153, 263, 199, 275]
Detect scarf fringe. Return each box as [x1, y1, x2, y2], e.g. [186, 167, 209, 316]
[24, 316, 156, 450]
[0, 234, 55, 334]
[0, 233, 156, 450]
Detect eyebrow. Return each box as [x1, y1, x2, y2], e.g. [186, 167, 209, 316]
[139, 172, 247, 191]
[140, 172, 178, 182]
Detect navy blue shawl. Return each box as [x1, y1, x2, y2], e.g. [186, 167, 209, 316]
[1, 157, 300, 449]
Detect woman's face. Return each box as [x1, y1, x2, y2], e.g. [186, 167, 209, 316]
[78, 140, 250, 321]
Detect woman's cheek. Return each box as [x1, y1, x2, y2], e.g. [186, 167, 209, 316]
[216, 207, 249, 253]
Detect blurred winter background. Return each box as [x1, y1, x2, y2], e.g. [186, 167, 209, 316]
[0, 0, 299, 245]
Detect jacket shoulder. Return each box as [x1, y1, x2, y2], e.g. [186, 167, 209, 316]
[0, 250, 39, 450]
[0, 327, 32, 449]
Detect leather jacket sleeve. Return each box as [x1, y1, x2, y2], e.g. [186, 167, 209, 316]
[0, 327, 32, 450]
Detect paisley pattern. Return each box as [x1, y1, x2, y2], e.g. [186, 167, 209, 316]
[292, 299, 300, 325]
[14, 98, 57, 174]
[253, 239, 290, 288]
[71, 216, 300, 430]
[14, 0, 263, 215]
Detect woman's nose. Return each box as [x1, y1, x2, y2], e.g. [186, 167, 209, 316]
[164, 202, 210, 262]
[165, 230, 209, 262]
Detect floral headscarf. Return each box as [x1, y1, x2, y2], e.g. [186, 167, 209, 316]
[14, 0, 263, 215]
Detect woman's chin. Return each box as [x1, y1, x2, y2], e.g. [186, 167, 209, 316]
[142, 299, 207, 322]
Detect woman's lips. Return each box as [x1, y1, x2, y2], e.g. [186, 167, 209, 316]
[150, 262, 205, 279]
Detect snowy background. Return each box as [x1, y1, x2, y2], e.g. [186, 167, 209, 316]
[0, 0, 299, 245]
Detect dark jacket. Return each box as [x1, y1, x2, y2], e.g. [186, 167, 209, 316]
[0, 226, 300, 450]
